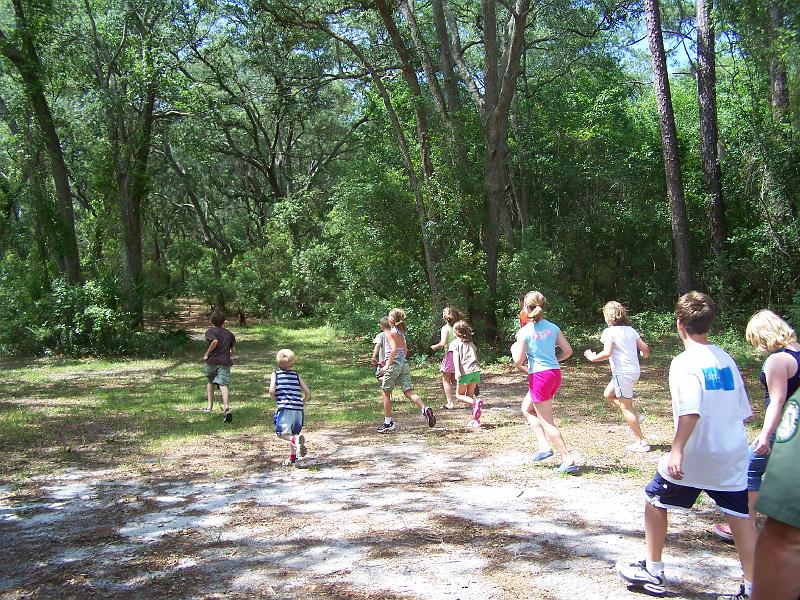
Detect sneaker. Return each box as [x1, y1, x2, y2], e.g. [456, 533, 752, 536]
[616, 559, 666, 596]
[424, 407, 436, 428]
[223, 410, 233, 423]
[467, 419, 481, 429]
[713, 522, 735, 542]
[715, 584, 749, 600]
[296, 434, 307, 458]
[626, 441, 651, 453]
[472, 399, 483, 421]
[377, 421, 396, 433]
[201, 407, 213, 413]
[282, 457, 297, 466]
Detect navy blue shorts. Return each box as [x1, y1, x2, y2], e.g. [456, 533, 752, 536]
[644, 472, 749, 518]
[274, 408, 304, 436]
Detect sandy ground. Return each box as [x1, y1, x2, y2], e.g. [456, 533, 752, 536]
[1, 383, 748, 600]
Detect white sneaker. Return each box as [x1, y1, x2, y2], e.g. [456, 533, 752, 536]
[616, 559, 665, 596]
[626, 441, 651, 453]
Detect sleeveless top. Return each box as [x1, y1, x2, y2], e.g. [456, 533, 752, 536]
[383, 328, 407, 362]
[760, 347, 800, 408]
[274, 368, 304, 410]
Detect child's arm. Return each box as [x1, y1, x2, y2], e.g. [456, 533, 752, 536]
[513, 340, 528, 374]
[268, 371, 277, 401]
[371, 343, 381, 366]
[298, 375, 311, 406]
[584, 341, 614, 362]
[431, 325, 448, 351]
[666, 413, 700, 480]
[555, 332, 573, 361]
[203, 339, 219, 361]
[636, 337, 650, 359]
[752, 352, 793, 454]
[380, 333, 398, 373]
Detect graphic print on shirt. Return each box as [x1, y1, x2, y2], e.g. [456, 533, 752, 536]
[776, 399, 799, 443]
[528, 329, 554, 341]
[702, 366, 734, 391]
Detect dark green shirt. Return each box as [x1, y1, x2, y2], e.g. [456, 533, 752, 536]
[755, 388, 800, 528]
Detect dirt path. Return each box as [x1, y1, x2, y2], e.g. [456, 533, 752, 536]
[1, 375, 747, 600]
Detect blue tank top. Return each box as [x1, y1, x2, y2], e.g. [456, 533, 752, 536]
[522, 319, 561, 373]
[274, 369, 304, 410]
[759, 347, 800, 408]
[383, 328, 407, 362]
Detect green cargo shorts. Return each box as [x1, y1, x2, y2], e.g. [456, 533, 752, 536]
[205, 364, 231, 387]
[381, 360, 413, 392]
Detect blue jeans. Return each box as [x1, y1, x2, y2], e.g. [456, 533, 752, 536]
[747, 433, 776, 491]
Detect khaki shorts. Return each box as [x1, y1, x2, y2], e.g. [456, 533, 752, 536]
[205, 364, 231, 387]
[381, 360, 413, 392]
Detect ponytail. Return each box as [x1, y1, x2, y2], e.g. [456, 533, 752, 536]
[524, 291, 546, 322]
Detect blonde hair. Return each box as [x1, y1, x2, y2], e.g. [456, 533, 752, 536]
[746, 310, 797, 353]
[379, 316, 391, 330]
[602, 301, 629, 326]
[674, 291, 716, 335]
[524, 291, 546, 322]
[442, 306, 462, 326]
[388, 308, 407, 332]
[276, 348, 297, 370]
[453, 320, 474, 343]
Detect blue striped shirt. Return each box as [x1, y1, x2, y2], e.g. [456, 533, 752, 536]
[274, 369, 304, 410]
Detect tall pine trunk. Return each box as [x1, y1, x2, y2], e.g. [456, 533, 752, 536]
[645, 0, 693, 294]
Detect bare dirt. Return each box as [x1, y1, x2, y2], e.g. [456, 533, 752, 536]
[1, 368, 749, 600]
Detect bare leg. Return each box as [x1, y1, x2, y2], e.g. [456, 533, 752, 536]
[751, 518, 800, 600]
[604, 382, 644, 441]
[442, 373, 456, 408]
[220, 385, 230, 412]
[454, 383, 475, 407]
[725, 513, 757, 582]
[532, 399, 573, 466]
[645, 501, 668, 562]
[382, 389, 393, 418]
[522, 392, 550, 451]
[403, 389, 425, 410]
[206, 383, 215, 410]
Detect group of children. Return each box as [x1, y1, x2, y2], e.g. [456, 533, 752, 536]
[201, 292, 800, 599]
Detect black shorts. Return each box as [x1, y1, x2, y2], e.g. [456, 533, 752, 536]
[644, 471, 749, 518]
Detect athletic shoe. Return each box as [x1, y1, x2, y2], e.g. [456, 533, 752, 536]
[715, 584, 749, 600]
[467, 419, 481, 429]
[377, 421, 396, 433]
[615, 559, 666, 596]
[472, 399, 483, 421]
[531, 449, 554, 462]
[626, 441, 651, 453]
[296, 434, 307, 458]
[424, 407, 436, 427]
[553, 464, 579, 474]
[282, 457, 297, 466]
[223, 410, 233, 423]
[201, 407, 213, 413]
[713, 522, 735, 542]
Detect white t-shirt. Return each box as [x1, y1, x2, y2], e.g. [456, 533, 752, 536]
[601, 325, 641, 375]
[658, 343, 752, 491]
[373, 332, 386, 363]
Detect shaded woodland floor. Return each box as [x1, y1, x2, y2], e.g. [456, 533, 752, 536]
[0, 319, 762, 599]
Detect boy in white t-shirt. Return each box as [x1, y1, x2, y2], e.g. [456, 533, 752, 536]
[585, 301, 651, 452]
[371, 317, 391, 379]
[616, 292, 757, 600]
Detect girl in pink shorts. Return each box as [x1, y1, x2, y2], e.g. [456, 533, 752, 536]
[513, 291, 577, 473]
[431, 306, 462, 409]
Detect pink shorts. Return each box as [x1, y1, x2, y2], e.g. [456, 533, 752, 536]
[528, 369, 562, 402]
[440, 351, 455, 374]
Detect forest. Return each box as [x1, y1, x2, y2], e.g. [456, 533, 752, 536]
[0, 0, 798, 356]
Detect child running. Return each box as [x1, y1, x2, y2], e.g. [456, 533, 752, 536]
[513, 291, 577, 473]
[615, 292, 757, 599]
[371, 317, 392, 379]
[376, 308, 436, 432]
[269, 349, 310, 466]
[449, 320, 482, 428]
[202, 309, 236, 423]
[584, 301, 651, 452]
[430, 306, 461, 410]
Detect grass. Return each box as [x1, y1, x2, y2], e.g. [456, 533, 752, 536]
[0, 319, 768, 484]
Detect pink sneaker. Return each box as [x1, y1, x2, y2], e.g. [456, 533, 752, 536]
[472, 399, 483, 421]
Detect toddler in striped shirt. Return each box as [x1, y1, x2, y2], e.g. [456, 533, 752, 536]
[269, 348, 310, 466]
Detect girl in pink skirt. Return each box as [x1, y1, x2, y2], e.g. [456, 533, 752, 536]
[431, 306, 462, 409]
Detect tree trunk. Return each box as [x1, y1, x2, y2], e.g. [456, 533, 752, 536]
[696, 0, 727, 270]
[645, 0, 694, 294]
[0, 1, 81, 284]
[767, 0, 788, 122]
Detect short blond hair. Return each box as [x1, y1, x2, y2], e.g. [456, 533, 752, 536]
[675, 291, 716, 335]
[602, 301, 629, 326]
[746, 310, 797, 353]
[523, 291, 546, 322]
[276, 348, 297, 370]
[388, 308, 407, 332]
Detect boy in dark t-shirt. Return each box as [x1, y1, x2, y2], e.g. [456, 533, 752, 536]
[202, 310, 236, 422]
